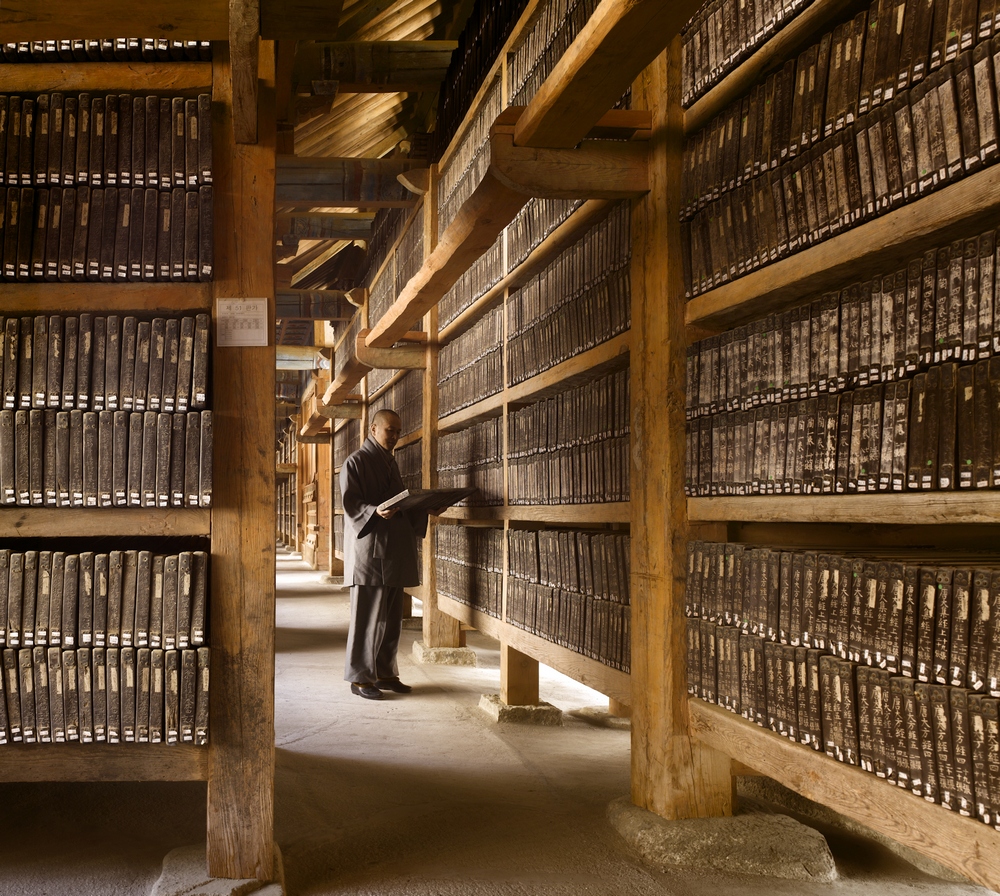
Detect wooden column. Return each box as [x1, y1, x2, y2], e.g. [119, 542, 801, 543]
[208, 41, 276, 881]
[500, 644, 539, 706]
[420, 168, 461, 648]
[629, 43, 733, 820]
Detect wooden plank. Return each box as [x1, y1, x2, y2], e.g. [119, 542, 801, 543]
[0, 62, 212, 93]
[261, 0, 345, 39]
[0, 0, 228, 40]
[0, 282, 211, 313]
[686, 164, 1000, 332]
[513, 0, 700, 149]
[630, 45, 733, 820]
[318, 355, 371, 409]
[438, 503, 630, 524]
[208, 42, 276, 883]
[438, 594, 631, 703]
[277, 463, 298, 474]
[0, 508, 211, 538]
[689, 494, 1000, 525]
[690, 701, 1000, 892]
[501, 644, 540, 706]
[0, 744, 209, 782]
[683, 0, 859, 134]
[317, 404, 363, 419]
[230, 0, 260, 145]
[292, 41, 455, 93]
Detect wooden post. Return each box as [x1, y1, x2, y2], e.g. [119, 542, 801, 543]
[207, 41, 276, 881]
[629, 43, 733, 820]
[500, 644, 539, 706]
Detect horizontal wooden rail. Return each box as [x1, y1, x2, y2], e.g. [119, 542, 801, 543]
[690, 700, 1000, 892]
[438, 594, 631, 703]
[688, 493, 1000, 525]
[0, 508, 211, 538]
[685, 165, 1000, 332]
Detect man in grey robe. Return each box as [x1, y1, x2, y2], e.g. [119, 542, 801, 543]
[341, 409, 427, 699]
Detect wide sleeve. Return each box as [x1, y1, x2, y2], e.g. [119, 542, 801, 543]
[406, 509, 429, 539]
[340, 455, 379, 539]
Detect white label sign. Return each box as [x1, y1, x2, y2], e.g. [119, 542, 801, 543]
[216, 298, 269, 347]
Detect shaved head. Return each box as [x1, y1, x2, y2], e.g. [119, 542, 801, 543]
[370, 409, 402, 450]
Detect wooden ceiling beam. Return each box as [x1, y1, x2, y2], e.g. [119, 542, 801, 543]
[276, 155, 420, 206]
[513, 0, 701, 149]
[0, 0, 228, 40]
[261, 0, 346, 39]
[276, 213, 375, 241]
[292, 40, 455, 94]
[290, 240, 352, 286]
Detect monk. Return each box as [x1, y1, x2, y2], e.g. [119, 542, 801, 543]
[340, 409, 427, 699]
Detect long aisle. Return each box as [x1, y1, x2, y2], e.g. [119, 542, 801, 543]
[270, 552, 993, 896]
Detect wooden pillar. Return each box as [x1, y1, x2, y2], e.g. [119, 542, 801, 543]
[500, 644, 539, 706]
[207, 41, 276, 881]
[420, 169, 462, 649]
[629, 42, 733, 820]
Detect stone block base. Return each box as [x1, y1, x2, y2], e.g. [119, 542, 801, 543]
[412, 639, 476, 666]
[478, 693, 563, 725]
[151, 843, 285, 896]
[607, 796, 837, 881]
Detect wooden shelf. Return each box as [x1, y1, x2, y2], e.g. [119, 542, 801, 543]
[688, 492, 1000, 525]
[685, 164, 1000, 333]
[438, 593, 630, 703]
[683, 0, 860, 135]
[690, 700, 1000, 891]
[440, 503, 629, 524]
[0, 282, 213, 314]
[439, 331, 631, 433]
[396, 429, 423, 449]
[0, 507, 211, 538]
[438, 199, 615, 345]
[0, 743, 209, 782]
[0, 61, 213, 93]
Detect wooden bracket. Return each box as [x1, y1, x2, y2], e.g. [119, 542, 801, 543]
[317, 403, 363, 419]
[489, 113, 649, 200]
[296, 431, 331, 443]
[355, 328, 426, 369]
[346, 287, 368, 307]
[397, 168, 431, 195]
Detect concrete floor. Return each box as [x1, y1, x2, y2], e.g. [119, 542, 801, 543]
[0, 551, 996, 896]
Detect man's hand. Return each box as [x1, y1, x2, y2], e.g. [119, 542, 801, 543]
[377, 507, 398, 520]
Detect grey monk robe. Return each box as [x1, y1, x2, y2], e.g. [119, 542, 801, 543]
[340, 435, 427, 683]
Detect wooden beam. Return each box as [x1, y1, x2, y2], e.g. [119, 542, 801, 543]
[208, 40, 276, 881]
[0, 62, 212, 93]
[290, 240, 351, 286]
[296, 432, 331, 443]
[629, 44, 733, 821]
[490, 116, 649, 199]
[293, 41, 455, 94]
[261, 0, 346, 39]
[275, 155, 420, 206]
[355, 328, 427, 370]
[276, 213, 374, 241]
[317, 403, 363, 418]
[0, 0, 228, 40]
[229, 0, 260, 144]
[513, 0, 701, 149]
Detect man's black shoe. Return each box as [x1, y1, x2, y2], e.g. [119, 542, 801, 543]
[351, 683, 383, 699]
[376, 678, 412, 693]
